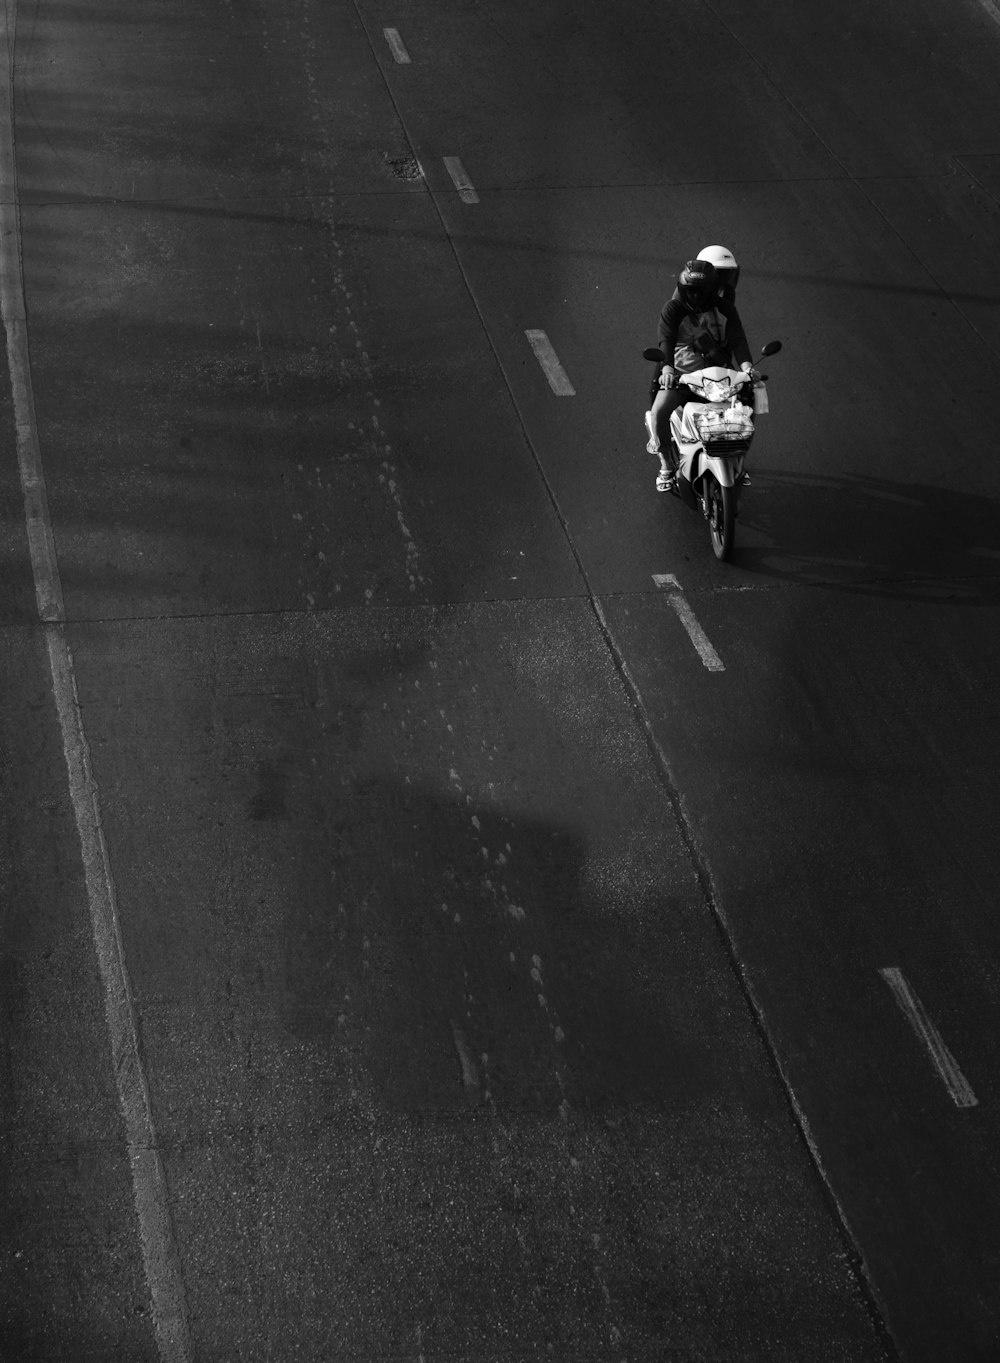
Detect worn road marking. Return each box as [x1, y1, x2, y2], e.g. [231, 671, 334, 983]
[0, 8, 193, 1358]
[524, 329, 576, 396]
[450, 1021, 482, 1101]
[382, 26, 411, 63]
[879, 967, 978, 1108]
[443, 155, 479, 203]
[652, 574, 725, 671]
[0, 84, 61, 620]
[975, 0, 1000, 28]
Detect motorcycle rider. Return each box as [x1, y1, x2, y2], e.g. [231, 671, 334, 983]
[645, 258, 755, 492]
[697, 244, 740, 304]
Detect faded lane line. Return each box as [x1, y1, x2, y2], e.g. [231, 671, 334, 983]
[449, 1020, 482, 1101]
[381, 26, 411, 63]
[652, 574, 725, 671]
[0, 46, 60, 621]
[975, 0, 1000, 27]
[524, 329, 576, 396]
[879, 967, 978, 1108]
[443, 155, 479, 203]
[44, 638, 196, 1355]
[0, 4, 193, 1359]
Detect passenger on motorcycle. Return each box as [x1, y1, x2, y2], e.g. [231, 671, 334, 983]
[645, 259, 755, 491]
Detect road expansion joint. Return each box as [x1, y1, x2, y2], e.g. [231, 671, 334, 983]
[676, 570, 1000, 599]
[0, 168, 889, 217]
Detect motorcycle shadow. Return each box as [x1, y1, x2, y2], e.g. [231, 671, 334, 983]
[731, 469, 1000, 603]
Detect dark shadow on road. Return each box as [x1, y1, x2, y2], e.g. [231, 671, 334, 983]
[732, 469, 1000, 602]
[281, 772, 722, 1117]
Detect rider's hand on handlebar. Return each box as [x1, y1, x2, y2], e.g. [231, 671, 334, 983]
[662, 368, 679, 389]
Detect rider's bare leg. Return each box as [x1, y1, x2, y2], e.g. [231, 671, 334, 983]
[648, 387, 682, 491]
[649, 387, 684, 470]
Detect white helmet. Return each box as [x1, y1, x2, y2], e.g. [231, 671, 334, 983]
[697, 244, 740, 296]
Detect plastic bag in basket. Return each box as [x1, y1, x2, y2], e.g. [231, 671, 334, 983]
[692, 403, 754, 441]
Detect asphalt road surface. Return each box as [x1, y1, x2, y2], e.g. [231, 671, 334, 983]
[2, 0, 1000, 1359]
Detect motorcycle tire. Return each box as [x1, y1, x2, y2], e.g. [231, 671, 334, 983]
[706, 474, 736, 561]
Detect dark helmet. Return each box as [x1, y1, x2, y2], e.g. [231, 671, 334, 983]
[677, 259, 718, 312]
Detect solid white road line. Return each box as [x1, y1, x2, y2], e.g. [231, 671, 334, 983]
[652, 574, 725, 671]
[524, 329, 576, 396]
[0, 102, 61, 620]
[0, 8, 193, 1359]
[47, 635, 196, 1354]
[443, 155, 479, 204]
[382, 26, 411, 63]
[879, 967, 978, 1108]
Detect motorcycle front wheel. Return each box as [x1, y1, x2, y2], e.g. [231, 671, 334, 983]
[705, 474, 736, 561]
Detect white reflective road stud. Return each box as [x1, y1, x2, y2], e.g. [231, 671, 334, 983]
[524, 330, 576, 396]
[443, 156, 479, 204]
[382, 27, 411, 63]
[879, 967, 978, 1108]
[652, 574, 725, 672]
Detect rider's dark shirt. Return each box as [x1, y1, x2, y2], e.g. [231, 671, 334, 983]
[658, 289, 751, 373]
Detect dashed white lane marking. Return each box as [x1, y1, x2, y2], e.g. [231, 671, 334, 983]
[382, 26, 411, 63]
[443, 155, 479, 203]
[0, 9, 193, 1359]
[652, 574, 725, 671]
[524, 329, 576, 396]
[879, 967, 978, 1108]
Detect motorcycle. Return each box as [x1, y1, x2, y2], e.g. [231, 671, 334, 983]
[642, 341, 782, 561]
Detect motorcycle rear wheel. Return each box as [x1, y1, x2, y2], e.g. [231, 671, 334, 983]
[706, 475, 736, 561]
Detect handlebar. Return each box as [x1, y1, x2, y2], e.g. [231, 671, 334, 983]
[643, 340, 781, 369]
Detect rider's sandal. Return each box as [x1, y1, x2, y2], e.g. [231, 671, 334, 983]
[656, 470, 674, 492]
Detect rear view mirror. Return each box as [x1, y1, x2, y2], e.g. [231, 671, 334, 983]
[643, 347, 666, 362]
[760, 340, 782, 357]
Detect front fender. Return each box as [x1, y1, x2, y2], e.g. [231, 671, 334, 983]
[693, 452, 740, 489]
